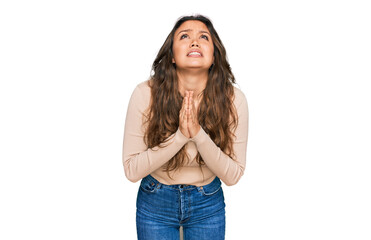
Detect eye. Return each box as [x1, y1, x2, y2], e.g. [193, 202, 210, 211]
[180, 34, 188, 39]
[201, 34, 209, 40]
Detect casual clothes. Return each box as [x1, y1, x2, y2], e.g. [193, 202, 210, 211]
[122, 80, 248, 187]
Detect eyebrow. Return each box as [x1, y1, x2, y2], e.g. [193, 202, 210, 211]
[176, 29, 211, 36]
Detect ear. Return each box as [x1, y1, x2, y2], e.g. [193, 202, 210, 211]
[172, 58, 175, 63]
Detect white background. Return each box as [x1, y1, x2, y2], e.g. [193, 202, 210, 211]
[1, 0, 370, 239]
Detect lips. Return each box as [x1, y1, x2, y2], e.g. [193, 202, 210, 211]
[187, 49, 202, 57]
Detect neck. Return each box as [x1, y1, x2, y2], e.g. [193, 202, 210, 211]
[176, 69, 208, 100]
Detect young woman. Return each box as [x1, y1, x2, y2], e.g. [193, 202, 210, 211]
[122, 15, 249, 240]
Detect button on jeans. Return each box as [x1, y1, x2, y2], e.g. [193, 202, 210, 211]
[136, 174, 226, 240]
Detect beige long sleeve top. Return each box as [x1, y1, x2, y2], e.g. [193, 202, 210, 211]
[122, 80, 248, 186]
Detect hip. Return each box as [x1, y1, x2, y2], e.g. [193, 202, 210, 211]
[136, 174, 225, 225]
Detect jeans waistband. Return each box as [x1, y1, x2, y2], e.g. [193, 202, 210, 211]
[142, 174, 222, 192]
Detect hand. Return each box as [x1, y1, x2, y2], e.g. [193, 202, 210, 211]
[179, 91, 191, 138]
[179, 91, 201, 138]
[186, 91, 201, 138]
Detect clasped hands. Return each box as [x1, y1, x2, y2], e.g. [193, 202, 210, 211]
[179, 91, 201, 138]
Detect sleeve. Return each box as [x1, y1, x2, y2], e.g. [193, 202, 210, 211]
[122, 85, 190, 183]
[190, 90, 249, 186]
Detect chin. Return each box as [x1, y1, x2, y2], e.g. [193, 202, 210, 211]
[183, 63, 212, 69]
[184, 66, 210, 72]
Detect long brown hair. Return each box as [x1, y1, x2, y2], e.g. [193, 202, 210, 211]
[143, 15, 238, 178]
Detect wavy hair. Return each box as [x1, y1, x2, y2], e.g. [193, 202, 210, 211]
[143, 15, 238, 178]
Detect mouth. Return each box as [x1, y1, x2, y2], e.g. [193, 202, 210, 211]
[187, 50, 202, 57]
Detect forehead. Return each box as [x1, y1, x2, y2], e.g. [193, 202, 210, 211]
[175, 20, 210, 34]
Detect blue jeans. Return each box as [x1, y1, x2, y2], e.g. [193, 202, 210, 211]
[136, 174, 226, 240]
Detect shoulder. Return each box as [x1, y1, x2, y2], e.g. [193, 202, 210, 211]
[131, 80, 151, 101]
[232, 85, 248, 123]
[136, 79, 151, 91]
[128, 80, 151, 112]
[232, 85, 247, 108]
[134, 79, 151, 95]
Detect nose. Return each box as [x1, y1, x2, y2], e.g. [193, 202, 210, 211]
[190, 40, 199, 48]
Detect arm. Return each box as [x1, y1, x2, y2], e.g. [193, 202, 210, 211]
[122, 84, 189, 183]
[190, 89, 249, 186]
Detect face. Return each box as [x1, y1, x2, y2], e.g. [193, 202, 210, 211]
[172, 20, 214, 71]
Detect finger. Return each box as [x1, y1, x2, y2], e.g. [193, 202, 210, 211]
[186, 93, 190, 110]
[184, 92, 190, 108]
[180, 97, 184, 112]
[191, 106, 196, 123]
[189, 101, 196, 123]
[190, 96, 196, 115]
[179, 108, 184, 119]
[182, 103, 187, 120]
[182, 95, 186, 110]
[188, 95, 192, 116]
[192, 99, 197, 113]
[180, 97, 187, 121]
[190, 93, 195, 110]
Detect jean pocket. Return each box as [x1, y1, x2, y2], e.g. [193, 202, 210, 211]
[139, 178, 159, 193]
[200, 185, 221, 196]
[199, 178, 222, 196]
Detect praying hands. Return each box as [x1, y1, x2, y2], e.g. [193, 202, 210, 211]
[179, 91, 201, 138]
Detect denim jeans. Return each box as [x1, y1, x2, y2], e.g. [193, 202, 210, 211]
[136, 174, 226, 240]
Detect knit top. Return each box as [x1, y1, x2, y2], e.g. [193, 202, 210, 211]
[122, 80, 248, 186]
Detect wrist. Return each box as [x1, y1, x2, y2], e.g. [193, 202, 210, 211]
[190, 125, 201, 138]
